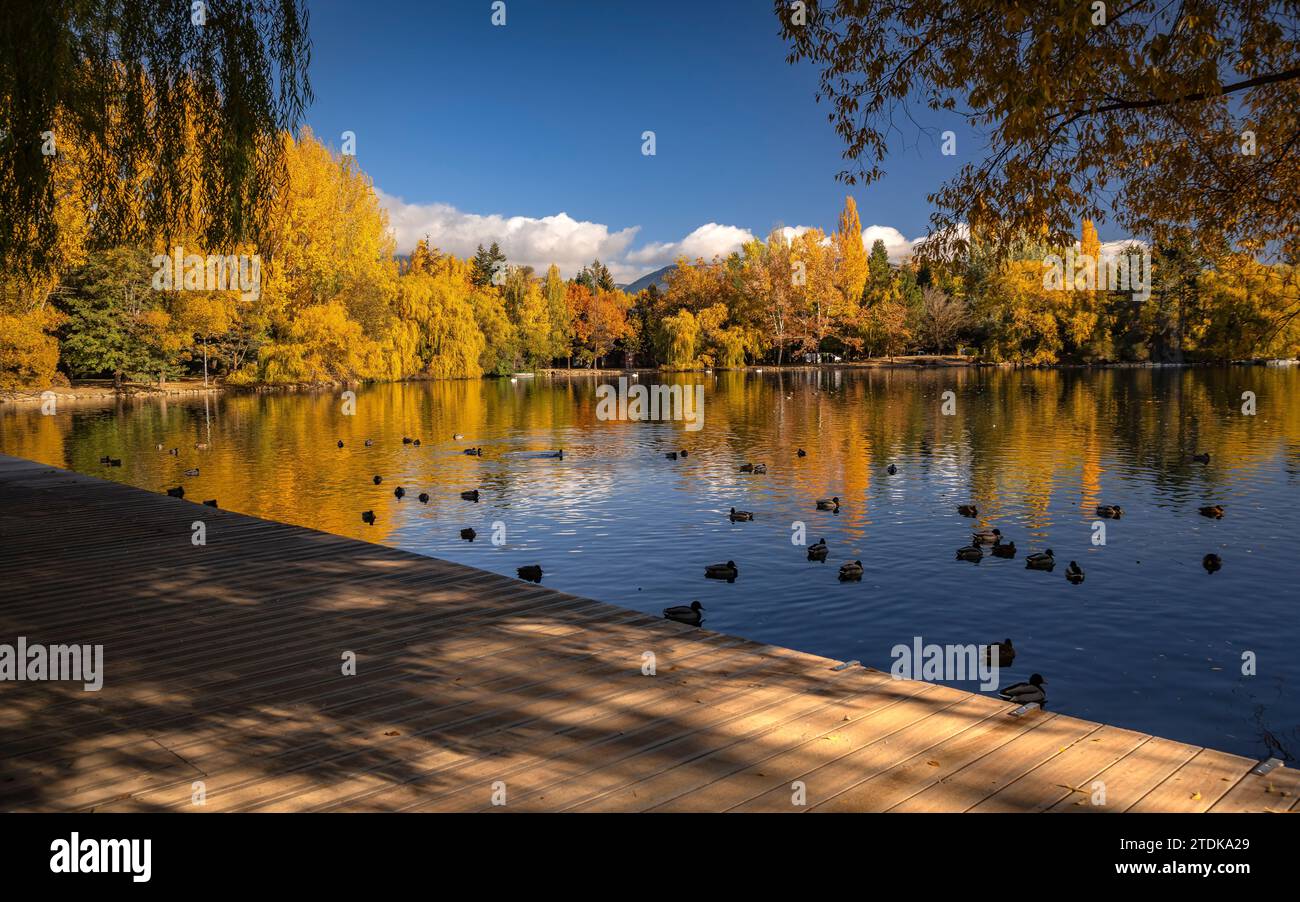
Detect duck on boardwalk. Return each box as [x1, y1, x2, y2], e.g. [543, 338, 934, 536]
[956, 544, 983, 562]
[1065, 560, 1085, 584]
[985, 639, 1015, 668]
[838, 560, 864, 581]
[203, 499, 218, 508]
[663, 600, 704, 626]
[373, 475, 383, 485]
[1199, 504, 1224, 519]
[886, 464, 897, 475]
[460, 527, 476, 541]
[461, 489, 480, 502]
[418, 492, 430, 504]
[972, 527, 1001, 544]
[1192, 451, 1211, 463]
[394, 486, 406, 500]
[1095, 504, 1124, 519]
[183, 468, 199, 477]
[1025, 548, 1056, 570]
[517, 564, 543, 583]
[957, 504, 978, 518]
[991, 540, 1017, 558]
[807, 538, 829, 561]
[705, 560, 738, 581]
[166, 486, 185, 498]
[729, 507, 754, 522]
[361, 510, 376, 525]
[1203, 553, 1222, 573]
[999, 673, 1046, 705]
[816, 496, 840, 511]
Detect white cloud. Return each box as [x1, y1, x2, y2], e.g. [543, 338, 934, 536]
[624, 222, 756, 268]
[861, 225, 920, 262]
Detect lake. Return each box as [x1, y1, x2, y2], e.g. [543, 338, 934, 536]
[3, 366, 1298, 761]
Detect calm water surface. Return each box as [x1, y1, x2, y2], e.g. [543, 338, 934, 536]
[3, 367, 1298, 760]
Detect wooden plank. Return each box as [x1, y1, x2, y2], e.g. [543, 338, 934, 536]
[1046, 737, 1200, 812]
[1128, 748, 1257, 813]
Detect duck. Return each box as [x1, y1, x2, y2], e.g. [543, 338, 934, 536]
[957, 504, 978, 517]
[413, 439, 421, 447]
[728, 507, 754, 522]
[838, 560, 864, 581]
[155, 443, 164, 451]
[364, 439, 374, 447]
[753, 464, 767, 474]
[99, 455, 112, 464]
[956, 544, 983, 562]
[1192, 451, 1211, 463]
[166, 486, 185, 498]
[1065, 560, 1084, 584]
[540, 449, 563, 459]
[418, 492, 430, 504]
[453, 433, 465, 441]
[1095, 504, 1124, 519]
[517, 564, 543, 583]
[202, 499, 218, 508]
[998, 673, 1046, 705]
[807, 538, 829, 558]
[972, 527, 1002, 544]
[816, 496, 840, 511]
[1025, 548, 1056, 570]
[460, 527, 476, 541]
[183, 467, 199, 477]
[361, 510, 376, 526]
[666, 451, 678, 460]
[337, 440, 344, 449]
[108, 458, 122, 467]
[985, 639, 1015, 668]
[886, 464, 897, 475]
[1203, 553, 1222, 573]
[705, 560, 738, 581]
[679, 450, 689, 458]
[991, 540, 1017, 558]
[1198, 504, 1224, 519]
[168, 448, 179, 456]
[663, 600, 704, 626]
[393, 486, 406, 500]
[461, 489, 481, 502]
[463, 447, 483, 456]
[739, 463, 754, 473]
[402, 437, 413, 445]
[372, 474, 383, 485]
[797, 449, 807, 457]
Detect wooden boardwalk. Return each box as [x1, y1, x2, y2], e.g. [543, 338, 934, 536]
[1, 453, 1295, 813]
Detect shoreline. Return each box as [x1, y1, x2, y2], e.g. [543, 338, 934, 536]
[3, 356, 1295, 405]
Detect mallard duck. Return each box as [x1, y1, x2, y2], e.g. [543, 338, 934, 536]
[1065, 560, 1084, 584]
[991, 540, 1017, 558]
[418, 492, 429, 504]
[957, 504, 978, 517]
[203, 499, 218, 508]
[166, 486, 185, 498]
[168, 448, 179, 456]
[463, 447, 483, 456]
[666, 451, 678, 460]
[1095, 504, 1124, 519]
[956, 544, 983, 562]
[393, 486, 406, 500]
[1203, 553, 1222, 573]
[705, 560, 738, 581]
[985, 639, 1015, 668]
[183, 467, 199, 477]
[663, 600, 704, 626]
[364, 439, 374, 447]
[816, 496, 840, 511]
[413, 439, 421, 447]
[1025, 548, 1056, 570]
[453, 433, 465, 441]
[402, 436, 413, 445]
[838, 560, 864, 581]
[337, 440, 344, 448]
[807, 539, 829, 561]
[679, 450, 689, 457]
[886, 464, 897, 475]
[797, 448, 807, 457]
[972, 527, 1001, 544]
[361, 510, 375, 525]
[729, 507, 754, 522]
[998, 673, 1046, 704]
[1192, 451, 1211, 463]
[373, 474, 383, 485]
[753, 464, 767, 474]
[738, 463, 754, 473]
[461, 489, 480, 502]
[460, 527, 476, 541]
[517, 564, 543, 583]
[1198, 504, 1224, 519]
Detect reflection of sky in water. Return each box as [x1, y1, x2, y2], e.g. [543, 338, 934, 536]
[4, 367, 1299, 760]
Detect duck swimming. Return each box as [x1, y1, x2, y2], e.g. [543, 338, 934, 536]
[1025, 548, 1055, 570]
[816, 496, 840, 511]
[797, 449, 807, 457]
[183, 467, 199, 477]
[364, 439, 374, 447]
[1065, 561, 1084, 584]
[460, 528, 476, 541]
[998, 673, 1046, 705]
[972, 527, 1001, 544]
[1192, 451, 1210, 463]
[453, 433, 465, 441]
[956, 544, 983, 562]
[705, 560, 738, 581]
[418, 492, 430, 504]
[394, 486, 406, 500]
[753, 464, 767, 474]
[739, 463, 754, 473]
[1203, 553, 1222, 573]
[985, 639, 1015, 668]
[402, 437, 413, 445]
[666, 451, 678, 460]
[729, 507, 754, 522]
[991, 540, 1017, 558]
[461, 489, 480, 502]
[957, 504, 978, 518]
[807, 538, 829, 561]
[517, 564, 543, 583]
[886, 464, 897, 475]
[663, 600, 704, 626]
[1095, 505, 1124, 519]
[838, 560, 864, 581]
[361, 510, 375, 525]
[373, 475, 383, 485]
[337, 440, 344, 448]
[1198, 504, 1224, 519]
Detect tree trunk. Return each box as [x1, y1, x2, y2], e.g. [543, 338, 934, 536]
[203, 341, 209, 386]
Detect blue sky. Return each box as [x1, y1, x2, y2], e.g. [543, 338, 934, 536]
[303, 0, 976, 280]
